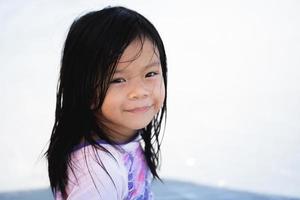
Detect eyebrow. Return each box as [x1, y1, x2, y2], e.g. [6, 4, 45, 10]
[115, 60, 161, 73]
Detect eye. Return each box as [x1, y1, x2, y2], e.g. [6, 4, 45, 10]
[145, 71, 159, 78]
[110, 78, 126, 84]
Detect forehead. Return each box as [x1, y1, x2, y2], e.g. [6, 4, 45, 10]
[116, 38, 160, 71]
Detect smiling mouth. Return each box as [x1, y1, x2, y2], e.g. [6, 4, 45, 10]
[126, 105, 152, 113]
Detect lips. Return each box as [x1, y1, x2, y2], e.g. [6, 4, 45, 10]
[126, 105, 152, 113]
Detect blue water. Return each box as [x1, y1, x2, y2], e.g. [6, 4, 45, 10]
[0, 179, 299, 200]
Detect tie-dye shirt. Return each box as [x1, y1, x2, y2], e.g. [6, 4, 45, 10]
[55, 134, 154, 200]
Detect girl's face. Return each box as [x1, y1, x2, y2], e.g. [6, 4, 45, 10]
[100, 38, 165, 143]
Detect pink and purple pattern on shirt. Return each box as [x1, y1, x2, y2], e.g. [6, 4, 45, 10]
[123, 144, 153, 200]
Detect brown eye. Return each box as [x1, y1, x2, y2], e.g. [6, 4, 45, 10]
[110, 78, 126, 84]
[145, 71, 159, 78]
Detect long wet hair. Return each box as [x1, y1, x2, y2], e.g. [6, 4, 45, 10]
[45, 6, 167, 198]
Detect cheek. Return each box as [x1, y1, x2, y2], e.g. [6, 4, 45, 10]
[101, 90, 122, 115]
[160, 82, 166, 105]
[155, 80, 165, 109]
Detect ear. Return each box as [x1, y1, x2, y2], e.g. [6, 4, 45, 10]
[90, 103, 96, 110]
[90, 95, 97, 110]
[90, 91, 100, 110]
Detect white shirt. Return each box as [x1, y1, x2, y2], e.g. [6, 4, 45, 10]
[55, 135, 153, 200]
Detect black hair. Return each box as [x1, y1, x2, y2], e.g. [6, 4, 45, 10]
[45, 6, 167, 198]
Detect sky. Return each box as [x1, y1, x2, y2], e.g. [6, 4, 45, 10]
[0, 0, 300, 198]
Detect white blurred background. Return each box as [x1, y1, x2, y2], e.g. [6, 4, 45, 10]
[0, 0, 299, 198]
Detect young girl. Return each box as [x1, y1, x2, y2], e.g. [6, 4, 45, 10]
[45, 6, 167, 200]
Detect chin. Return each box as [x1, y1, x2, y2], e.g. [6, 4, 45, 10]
[129, 121, 152, 130]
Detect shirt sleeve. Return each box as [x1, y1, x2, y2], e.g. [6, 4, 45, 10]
[63, 146, 128, 200]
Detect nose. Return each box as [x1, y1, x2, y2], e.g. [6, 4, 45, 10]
[127, 80, 150, 100]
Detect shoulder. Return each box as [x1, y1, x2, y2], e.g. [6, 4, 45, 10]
[62, 144, 128, 200]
